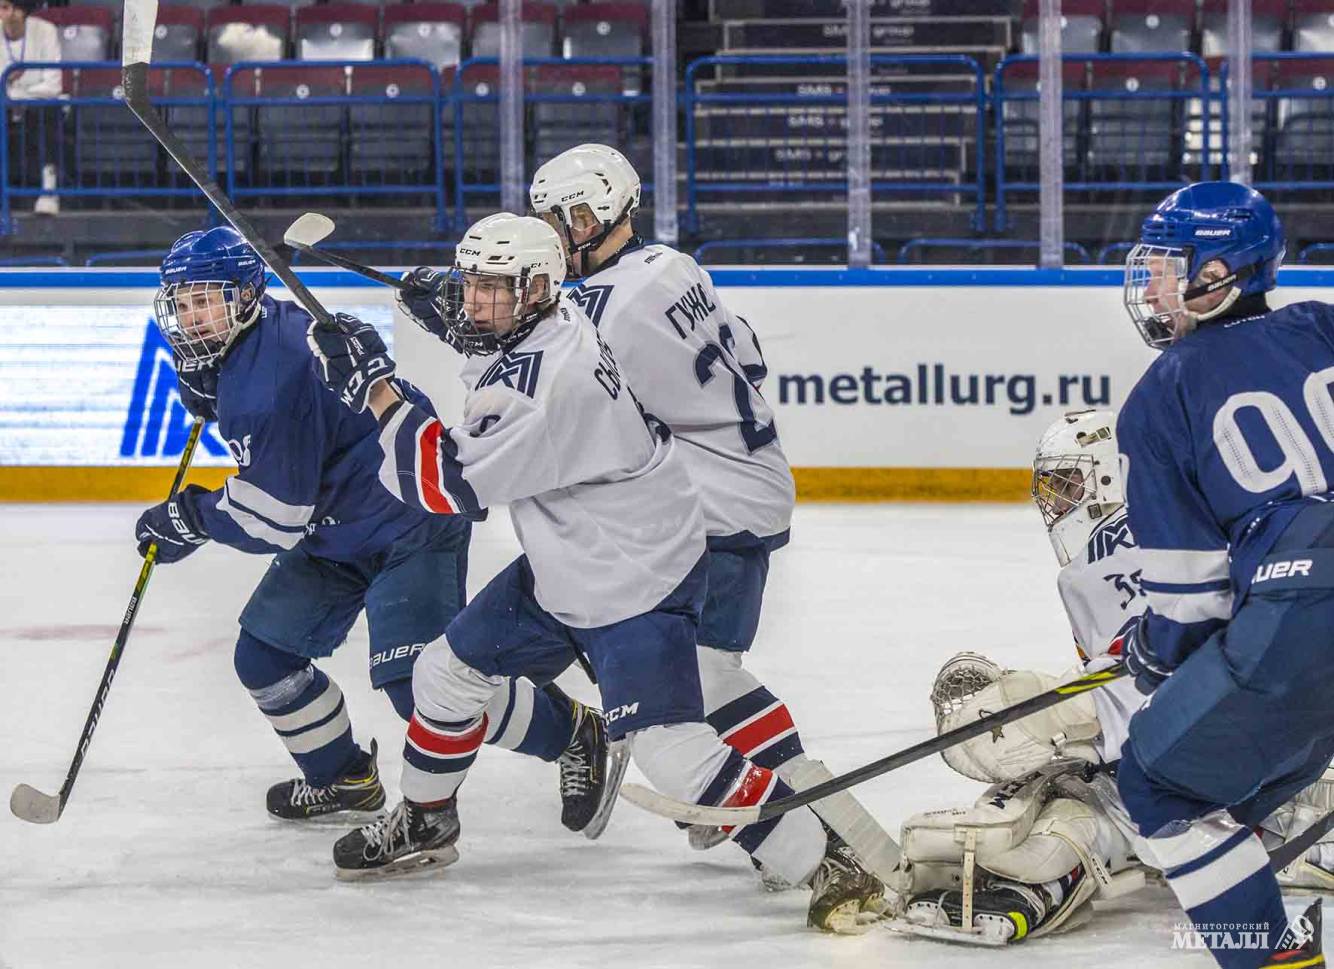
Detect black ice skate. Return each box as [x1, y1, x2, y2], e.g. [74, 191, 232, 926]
[333, 797, 460, 882]
[266, 739, 385, 823]
[807, 833, 890, 934]
[1264, 898, 1324, 968]
[549, 684, 627, 838]
[901, 866, 1089, 947]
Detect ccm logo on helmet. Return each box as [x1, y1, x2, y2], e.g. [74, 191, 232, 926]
[458, 246, 482, 256]
[558, 191, 585, 203]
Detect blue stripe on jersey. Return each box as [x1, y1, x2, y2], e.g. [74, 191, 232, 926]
[1140, 578, 1232, 595]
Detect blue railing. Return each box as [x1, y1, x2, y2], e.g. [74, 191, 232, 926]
[898, 237, 1092, 264]
[994, 52, 1212, 232]
[1300, 243, 1334, 265]
[684, 54, 988, 234]
[694, 237, 888, 264]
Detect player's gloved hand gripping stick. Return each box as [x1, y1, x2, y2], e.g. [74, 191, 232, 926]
[10, 419, 205, 823]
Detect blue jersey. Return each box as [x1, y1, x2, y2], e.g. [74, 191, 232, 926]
[191, 296, 451, 563]
[1120, 299, 1334, 670]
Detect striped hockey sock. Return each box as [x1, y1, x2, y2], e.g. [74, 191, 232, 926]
[249, 665, 356, 788]
[707, 686, 805, 772]
[400, 711, 488, 803]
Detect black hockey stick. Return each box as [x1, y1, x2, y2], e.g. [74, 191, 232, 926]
[1269, 807, 1334, 873]
[619, 663, 1130, 826]
[283, 213, 410, 291]
[119, 0, 334, 327]
[10, 418, 205, 823]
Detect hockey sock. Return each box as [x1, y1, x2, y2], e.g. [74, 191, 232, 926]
[698, 647, 804, 772]
[401, 710, 488, 803]
[235, 631, 356, 787]
[482, 678, 572, 762]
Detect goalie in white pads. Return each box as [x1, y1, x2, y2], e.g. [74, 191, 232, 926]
[894, 410, 1334, 946]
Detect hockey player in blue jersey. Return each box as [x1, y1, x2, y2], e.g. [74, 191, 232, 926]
[134, 227, 605, 828]
[1114, 182, 1330, 969]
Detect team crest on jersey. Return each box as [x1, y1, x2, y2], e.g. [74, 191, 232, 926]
[1086, 513, 1136, 565]
[568, 284, 615, 326]
[477, 350, 544, 398]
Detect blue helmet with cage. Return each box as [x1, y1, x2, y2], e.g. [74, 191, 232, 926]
[155, 227, 266, 366]
[1124, 181, 1285, 349]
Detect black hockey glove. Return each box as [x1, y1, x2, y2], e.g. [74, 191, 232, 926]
[174, 359, 219, 422]
[135, 483, 212, 563]
[306, 312, 396, 414]
[1122, 617, 1171, 695]
[396, 267, 464, 353]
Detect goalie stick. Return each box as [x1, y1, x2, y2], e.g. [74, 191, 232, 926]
[10, 418, 204, 824]
[618, 663, 1130, 827]
[120, 0, 334, 328]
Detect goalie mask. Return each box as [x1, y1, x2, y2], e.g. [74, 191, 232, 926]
[529, 144, 641, 278]
[1124, 181, 1284, 349]
[154, 226, 266, 367]
[436, 213, 566, 357]
[1031, 410, 1123, 567]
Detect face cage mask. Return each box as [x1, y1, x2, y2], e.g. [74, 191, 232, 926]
[1031, 457, 1093, 530]
[153, 280, 250, 367]
[1124, 243, 1190, 349]
[435, 268, 553, 357]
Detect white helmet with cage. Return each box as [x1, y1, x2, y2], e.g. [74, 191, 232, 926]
[1031, 410, 1124, 567]
[439, 212, 567, 356]
[529, 143, 641, 275]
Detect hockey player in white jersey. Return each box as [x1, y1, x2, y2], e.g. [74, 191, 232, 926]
[893, 410, 1334, 945]
[305, 213, 887, 932]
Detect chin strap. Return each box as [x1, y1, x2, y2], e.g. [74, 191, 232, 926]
[1181, 261, 1257, 324]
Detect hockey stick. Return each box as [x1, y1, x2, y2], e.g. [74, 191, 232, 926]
[10, 418, 205, 824]
[1269, 807, 1334, 873]
[283, 214, 411, 291]
[120, 0, 334, 328]
[619, 663, 1129, 827]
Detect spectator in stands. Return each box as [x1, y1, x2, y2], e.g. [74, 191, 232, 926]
[0, 0, 60, 214]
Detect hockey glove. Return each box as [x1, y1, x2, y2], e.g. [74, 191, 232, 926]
[396, 267, 464, 353]
[306, 312, 396, 414]
[174, 359, 219, 422]
[135, 483, 212, 563]
[1122, 616, 1171, 695]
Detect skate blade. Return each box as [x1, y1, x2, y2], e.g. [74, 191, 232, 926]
[889, 920, 1007, 947]
[687, 823, 729, 851]
[335, 845, 460, 883]
[583, 739, 630, 841]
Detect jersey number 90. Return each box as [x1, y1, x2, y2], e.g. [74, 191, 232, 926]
[1214, 366, 1334, 495]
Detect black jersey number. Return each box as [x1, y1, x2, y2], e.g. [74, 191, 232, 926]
[694, 325, 776, 453]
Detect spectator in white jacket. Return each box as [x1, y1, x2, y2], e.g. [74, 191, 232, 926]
[0, 0, 61, 213]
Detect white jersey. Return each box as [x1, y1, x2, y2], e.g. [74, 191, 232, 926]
[568, 244, 794, 541]
[1054, 509, 1150, 763]
[377, 300, 706, 628]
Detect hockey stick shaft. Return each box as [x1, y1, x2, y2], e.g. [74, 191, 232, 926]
[10, 418, 204, 823]
[1269, 806, 1334, 872]
[119, 4, 333, 329]
[285, 241, 410, 292]
[619, 663, 1129, 827]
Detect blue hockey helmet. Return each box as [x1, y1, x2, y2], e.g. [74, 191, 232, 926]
[154, 226, 267, 366]
[1124, 181, 1285, 349]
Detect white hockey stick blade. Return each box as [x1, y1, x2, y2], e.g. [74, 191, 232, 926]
[10, 783, 61, 824]
[783, 758, 902, 882]
[618, 783, 762, 827]
[583, 739, 630, 841]
[121, 0, 159, 65]
[284, 212, 336, 249]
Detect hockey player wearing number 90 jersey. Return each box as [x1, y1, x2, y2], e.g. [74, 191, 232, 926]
[1114, 181, 1334, 969]
[306, 214, 888, 933]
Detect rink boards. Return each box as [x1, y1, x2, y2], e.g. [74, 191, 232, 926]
[2, 265, 1332, 501]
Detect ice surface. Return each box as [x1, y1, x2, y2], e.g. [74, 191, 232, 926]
[0, 503, 1270, 967]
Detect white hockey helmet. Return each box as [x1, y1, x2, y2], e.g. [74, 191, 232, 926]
[529, 143, 641, 275]
[1031, 410, 1124, 566]
[442, 212, 566, 356]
